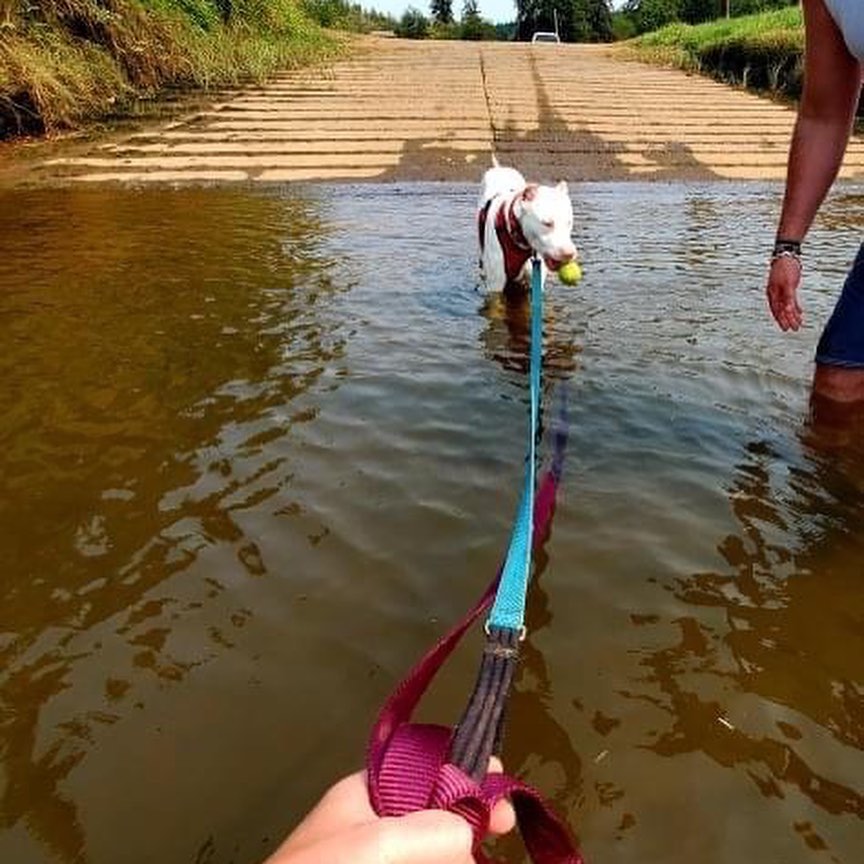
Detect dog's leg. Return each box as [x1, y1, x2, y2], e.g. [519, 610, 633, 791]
[484, 246, 507, 294]
[513, 259, 547, 293]
[479, 200, 508, 293]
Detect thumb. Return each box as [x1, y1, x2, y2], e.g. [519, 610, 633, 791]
[377, 809, 475, 864]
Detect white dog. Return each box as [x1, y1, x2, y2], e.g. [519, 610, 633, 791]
[477, 159, 578, 295]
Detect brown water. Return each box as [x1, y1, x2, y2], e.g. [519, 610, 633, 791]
[1, 182, 863, 864]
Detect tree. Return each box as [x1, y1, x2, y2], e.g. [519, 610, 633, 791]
[678, 0, 726, 23]
[622, 0, 679, 33]
[516, 0, 612, 42]
[573, 0, 612, 41]
[495, 20, 518, 40]
[462, 0, 481, 22]
[461, 0, 484, 38]
[397, 6, 430, 37]
[613, 0, 799, 39]
[430, 0, 454, 24]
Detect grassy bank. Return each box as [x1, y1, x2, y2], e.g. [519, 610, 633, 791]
[629, 7, 804, 101]
[0, 0, 348, 138]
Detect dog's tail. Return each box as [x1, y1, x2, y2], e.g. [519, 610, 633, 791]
[491, 153, 500, 168]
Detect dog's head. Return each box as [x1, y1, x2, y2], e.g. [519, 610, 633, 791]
[517, 181, 577, 271]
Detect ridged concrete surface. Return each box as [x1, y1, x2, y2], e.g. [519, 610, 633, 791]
[33, 39, 864, 184]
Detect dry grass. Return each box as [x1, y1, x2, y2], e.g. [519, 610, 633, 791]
[0, 0, 345, 137]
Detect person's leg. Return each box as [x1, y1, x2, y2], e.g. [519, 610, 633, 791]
[813, 243, 864, 402]
[812, 364, 864, 401]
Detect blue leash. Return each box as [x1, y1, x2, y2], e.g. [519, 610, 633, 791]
[371, 256, 580, 860]
[447, 255, 563, 780]
[487, 257, 543, 634]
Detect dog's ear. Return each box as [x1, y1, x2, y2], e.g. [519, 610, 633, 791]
[556, 180, 569, 195]
[522, 184, 539, 202]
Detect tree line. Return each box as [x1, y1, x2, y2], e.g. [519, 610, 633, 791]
[397, 0, 503, 39]
[616, 0, 797, 38]
[397, 0, 798, 42]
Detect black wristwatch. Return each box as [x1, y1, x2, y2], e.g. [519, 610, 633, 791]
[772, 238, 802, 265]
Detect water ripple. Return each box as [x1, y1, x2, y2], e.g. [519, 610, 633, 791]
[1, 181, 864, 863]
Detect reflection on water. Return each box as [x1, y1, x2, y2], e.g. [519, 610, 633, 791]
[479, 291, 581, 380]
[625, 430, 864, 858]
[1, 182, 863, 864]
[0, 186, 350, 863]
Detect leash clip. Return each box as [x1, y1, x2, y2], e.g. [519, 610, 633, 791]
[483, 619, 527, 642]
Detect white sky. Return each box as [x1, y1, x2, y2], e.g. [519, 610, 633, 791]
[366, 0, 626, 25]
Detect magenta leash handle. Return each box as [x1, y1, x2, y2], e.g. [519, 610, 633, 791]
[447, 623, 520, 782]
[366, 465, 583, 863]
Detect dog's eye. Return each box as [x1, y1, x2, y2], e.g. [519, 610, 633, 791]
[542, 219, 555, 229]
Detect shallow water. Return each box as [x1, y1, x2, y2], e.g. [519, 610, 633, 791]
[1, 181, 863, 864]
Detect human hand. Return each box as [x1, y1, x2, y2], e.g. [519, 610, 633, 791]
[766, 255, 803, 331]
[264, 758, 516, 864]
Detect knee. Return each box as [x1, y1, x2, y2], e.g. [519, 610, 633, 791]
[813, 363, 864, 403]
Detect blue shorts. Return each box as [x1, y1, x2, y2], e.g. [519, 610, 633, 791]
[815, 243, 864, 369]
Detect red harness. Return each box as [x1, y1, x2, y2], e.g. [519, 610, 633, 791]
[478, 194, 533, 286]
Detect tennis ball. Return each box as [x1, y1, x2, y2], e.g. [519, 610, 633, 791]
[558, 260, 582, 285]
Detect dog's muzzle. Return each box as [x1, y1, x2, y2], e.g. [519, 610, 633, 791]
[544, 249, 577, 271]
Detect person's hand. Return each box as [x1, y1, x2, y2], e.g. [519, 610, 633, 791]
[265, 758, 516, 864]
[766, 254, 804, 331]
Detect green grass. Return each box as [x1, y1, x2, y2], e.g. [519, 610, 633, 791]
[629, 7, 804, 99]
[0, 0, 347, 137]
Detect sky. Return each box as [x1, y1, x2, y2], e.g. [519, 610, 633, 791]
[366, 0, 626, 25]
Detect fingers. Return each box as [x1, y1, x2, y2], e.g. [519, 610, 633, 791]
[269, 813, 475, 864]
[269, 759, 516, 864]
[766, 258, 804, 332]
[489, 797, 517, 836]
[769, 285, 803, 331]
[485, 757, 516, 836]
[378, 810, 475, 864]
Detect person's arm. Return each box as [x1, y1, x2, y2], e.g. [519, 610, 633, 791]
[777, 0, 862, 240]
[767, 0, 863, 331]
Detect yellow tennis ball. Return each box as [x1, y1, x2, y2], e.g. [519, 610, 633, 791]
[558, 260, 582, 285]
